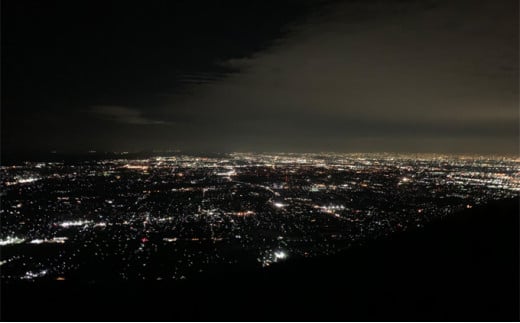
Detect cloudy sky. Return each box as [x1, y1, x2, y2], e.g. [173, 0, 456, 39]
[3, 0, 518, 155]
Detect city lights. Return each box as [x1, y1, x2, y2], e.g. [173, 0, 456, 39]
[1, 152, 518, 281]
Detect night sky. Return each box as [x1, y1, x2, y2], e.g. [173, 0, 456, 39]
[2, 0, 518, 155]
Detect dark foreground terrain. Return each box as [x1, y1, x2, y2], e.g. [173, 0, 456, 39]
[2, 198, 518, 321]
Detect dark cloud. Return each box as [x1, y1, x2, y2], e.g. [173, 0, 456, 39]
[90, 106, 170, 125]
[2, 0, 518, 155]
[153, 0, 518, 153]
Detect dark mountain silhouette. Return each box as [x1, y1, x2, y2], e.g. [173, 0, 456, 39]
[2, 197, 518, 321]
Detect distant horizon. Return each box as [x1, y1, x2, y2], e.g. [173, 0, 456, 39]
[2, 148, 518, 162]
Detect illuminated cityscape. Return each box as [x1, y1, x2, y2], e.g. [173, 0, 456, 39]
[2, 0, 518, 319]
[1, 152, 518, 282]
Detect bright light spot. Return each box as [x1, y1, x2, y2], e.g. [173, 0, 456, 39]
[217, 170, 236, 177]
[5, 177, 40, 186]
[123, 164, 148, 171]
[30, 237, 68, 244]
[51, 237, 68, 243]
[21, 270, 48, 280]
[399, 177, 412, 184]
[0, 236, 25, 246]
[59, 220, 92, 228]
[17, 177, 39, 184]
[273, 202, 286, 208]
[274, 251, 287, 260]
[235, 210, 255, 216]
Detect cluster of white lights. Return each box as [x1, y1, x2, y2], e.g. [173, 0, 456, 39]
[273, 202, 287, 208]
[59, 220, 92, 228]
[260, 250, 289, 267]
[274, 251, 287, 260]
[17, 177, 39, 184]
[327, 205, 345, 210]
[0, 236, 25, 246]
[21, 270, 48, 280]
[30, 237, 68, 244]
[5, 177, 40, 186]
[216, 170, 237, 177]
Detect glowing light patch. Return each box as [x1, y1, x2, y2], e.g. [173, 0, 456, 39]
[398, 177, 412, 185]
[30, 237, 68, 244]
[0, 237, 25, 246]
[17, 177, 40, 184]
[124, 164, 149, 171]
[51, 237, 68, 243]
[5, 177, 40, 185]
[21, 270, 48, 280]
[59, 220, 92, 228]
[274, 251, 287, 260]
